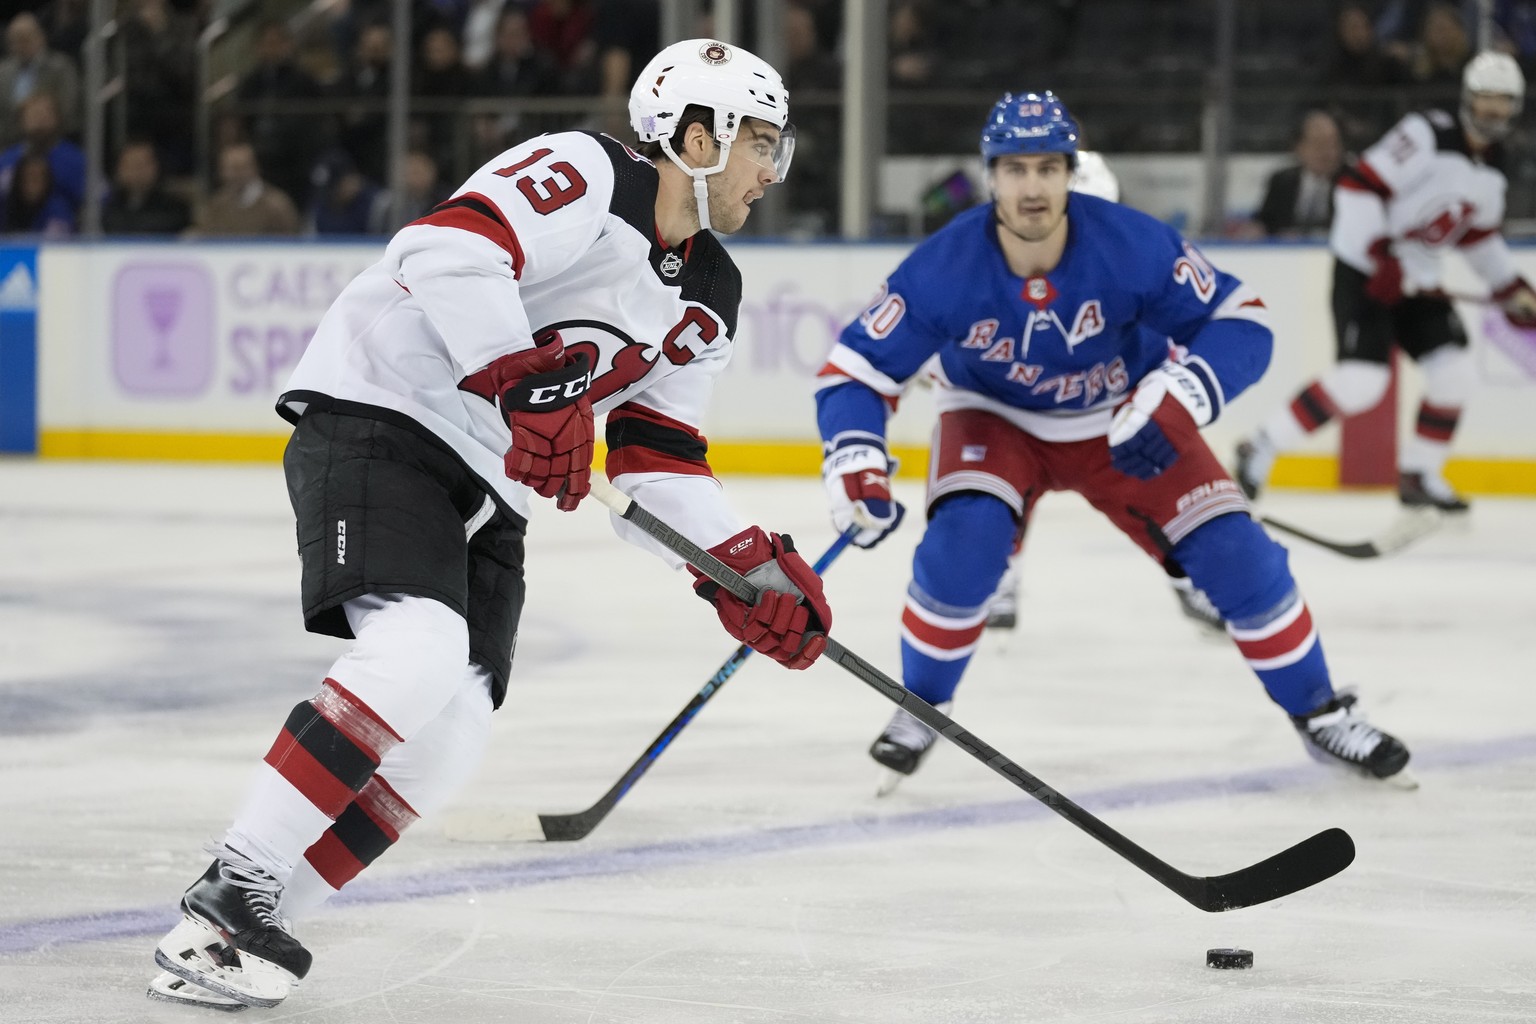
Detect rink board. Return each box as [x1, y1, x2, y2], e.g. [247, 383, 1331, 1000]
[25, 240, 1536, 492]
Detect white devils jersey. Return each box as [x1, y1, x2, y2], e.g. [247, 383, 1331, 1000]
[280, 130, 747, 555]
[1332, 109, 1517, 292]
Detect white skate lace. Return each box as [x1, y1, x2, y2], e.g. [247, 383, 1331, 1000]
[1308, 708, 1383, 763]
[879, 707, 940, 752]
[203, 842, 285, 931]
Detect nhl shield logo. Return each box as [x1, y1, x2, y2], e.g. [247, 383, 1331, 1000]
[659, 251, 684, 278]
[699, 42, 732, 65]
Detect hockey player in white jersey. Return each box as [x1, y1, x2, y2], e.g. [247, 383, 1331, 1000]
[148, 40, 832, 1011]
[1237, 52, 1536, 510]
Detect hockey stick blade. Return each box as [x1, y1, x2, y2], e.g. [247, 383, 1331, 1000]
[588, 479, 1356, 912]
[446, 526, 857, 844]
[1261, 507, 1441, 559]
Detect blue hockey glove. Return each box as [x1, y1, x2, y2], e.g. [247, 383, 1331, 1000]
[1108, 361, 1219, 480]
[822, 442, 907, 548]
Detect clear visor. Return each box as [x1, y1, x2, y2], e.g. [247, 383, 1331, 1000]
[731, 122, 797, 182]
[1463, 92, 1521, 141]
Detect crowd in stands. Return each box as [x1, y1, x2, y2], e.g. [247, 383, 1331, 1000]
[1, 0, 1533, 239]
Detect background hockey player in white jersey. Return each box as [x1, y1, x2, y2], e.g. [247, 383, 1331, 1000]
[1236, 51, 1536, 511]
[815, 92, 1411, 792]
[148, 39, 833, 1011]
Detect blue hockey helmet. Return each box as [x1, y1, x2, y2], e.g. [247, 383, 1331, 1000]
[980, 91, 1079, 169]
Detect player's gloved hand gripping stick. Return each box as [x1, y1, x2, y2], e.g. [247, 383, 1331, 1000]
[444, 527, 857, 843]
[588, 477, 1358, 912]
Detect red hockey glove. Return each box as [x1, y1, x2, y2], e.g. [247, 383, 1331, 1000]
[1364, 238, 1404, 306]
[690, 527, 833, 670]
[460, 336, 594, 511]
[1493, 275, 1536, 328]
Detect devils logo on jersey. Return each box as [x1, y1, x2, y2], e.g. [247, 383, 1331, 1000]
[550, 306, 724, 406]
[1405, 198, 1477, 246]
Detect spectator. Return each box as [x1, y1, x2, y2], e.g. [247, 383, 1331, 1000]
[36, 0, 88, 62]
[889, 2, 936, 88]
[1399, 2, 1473, 85]
[310, 148, 388, 235]
[592, 0, 658, 134]
[785, 1, 840, 90]
[460, 0, 508, 72]
[1493, 1, 1536, 72]
[332, 22, 393, 182]
[1, 152, 74, 235]
[120, 0, 198, 175]
[1255, 109, 1345, 238]
[1326, 2, 1410, 86]
[0, 12, 80, 147]
[528, 0, 597, 92]
[0, 93, 86, 212]
[101, 140, 192, 235]
[479, 7, 561, 98]
[413, 25, 474, 163]
[415, 24, 474, 97]
[237, 19, 325, 209]
[379, 148, 448, 231]
[196, 142, 301, 236]
[783, 2, 841, 234]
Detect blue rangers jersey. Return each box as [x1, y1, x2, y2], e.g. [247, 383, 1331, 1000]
[816, 194, 1272, 446]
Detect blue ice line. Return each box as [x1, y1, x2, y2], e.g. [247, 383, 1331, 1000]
[4, 733, 1532, 957]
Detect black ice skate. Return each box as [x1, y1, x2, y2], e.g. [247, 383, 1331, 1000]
[870, 704, 948, 797]
[1233, 439, 1270, 501]
[1292, 691, 1412, 784]
[1170, 576, 1225, 637]
[153, 848, 312, 1009]
[1398, 471, 1469, 514]
[985, 566, 1019, 630]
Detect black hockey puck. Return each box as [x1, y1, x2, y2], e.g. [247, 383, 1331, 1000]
[1206, 948, 1254, 969]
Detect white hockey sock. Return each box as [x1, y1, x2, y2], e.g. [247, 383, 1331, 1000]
[278, 665, 494, 921]
[1401, 347, 1472, 483]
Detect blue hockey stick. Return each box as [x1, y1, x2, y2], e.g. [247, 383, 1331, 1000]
[460, 525, 857, 843]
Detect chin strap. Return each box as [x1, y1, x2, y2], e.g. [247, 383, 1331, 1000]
[692, 173, 712, 232]
[660, 134, 730, 234]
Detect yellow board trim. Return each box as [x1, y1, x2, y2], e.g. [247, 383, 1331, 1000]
[35, 430, 1536, 495]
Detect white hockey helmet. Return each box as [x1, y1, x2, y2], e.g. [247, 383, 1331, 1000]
[629, 38, 794, 229]
[1461, 50, 1525, 141]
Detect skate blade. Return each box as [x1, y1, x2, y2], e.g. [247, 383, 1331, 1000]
[146, 971, 247, 1013]
[874, 769, 906, 798]
[155, 919, 294, 1009]
[1380, 766, 1420, 791]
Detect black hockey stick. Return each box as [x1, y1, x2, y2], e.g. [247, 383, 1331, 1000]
[1260, 507, 1441, 559]
[444, 526, 857, 843]
[588, 478, 1356, 913]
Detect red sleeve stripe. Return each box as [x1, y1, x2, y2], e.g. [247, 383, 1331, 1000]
[411, 192, 526, 277]
[1338, 160, 1392, 198]
[817, 361, 901, 411]
[1457, 225, 1498, 247]
[605, 403, 713, 478]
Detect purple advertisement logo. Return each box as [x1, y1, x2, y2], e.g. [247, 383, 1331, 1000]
[1481, 308, 1536, 379]
[112, 262, 216, 396]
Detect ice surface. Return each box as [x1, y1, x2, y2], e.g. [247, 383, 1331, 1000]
[2, 461, 1533, 1023]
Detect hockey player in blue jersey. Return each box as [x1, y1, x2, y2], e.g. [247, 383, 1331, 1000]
[815, 92, 1412, 785]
